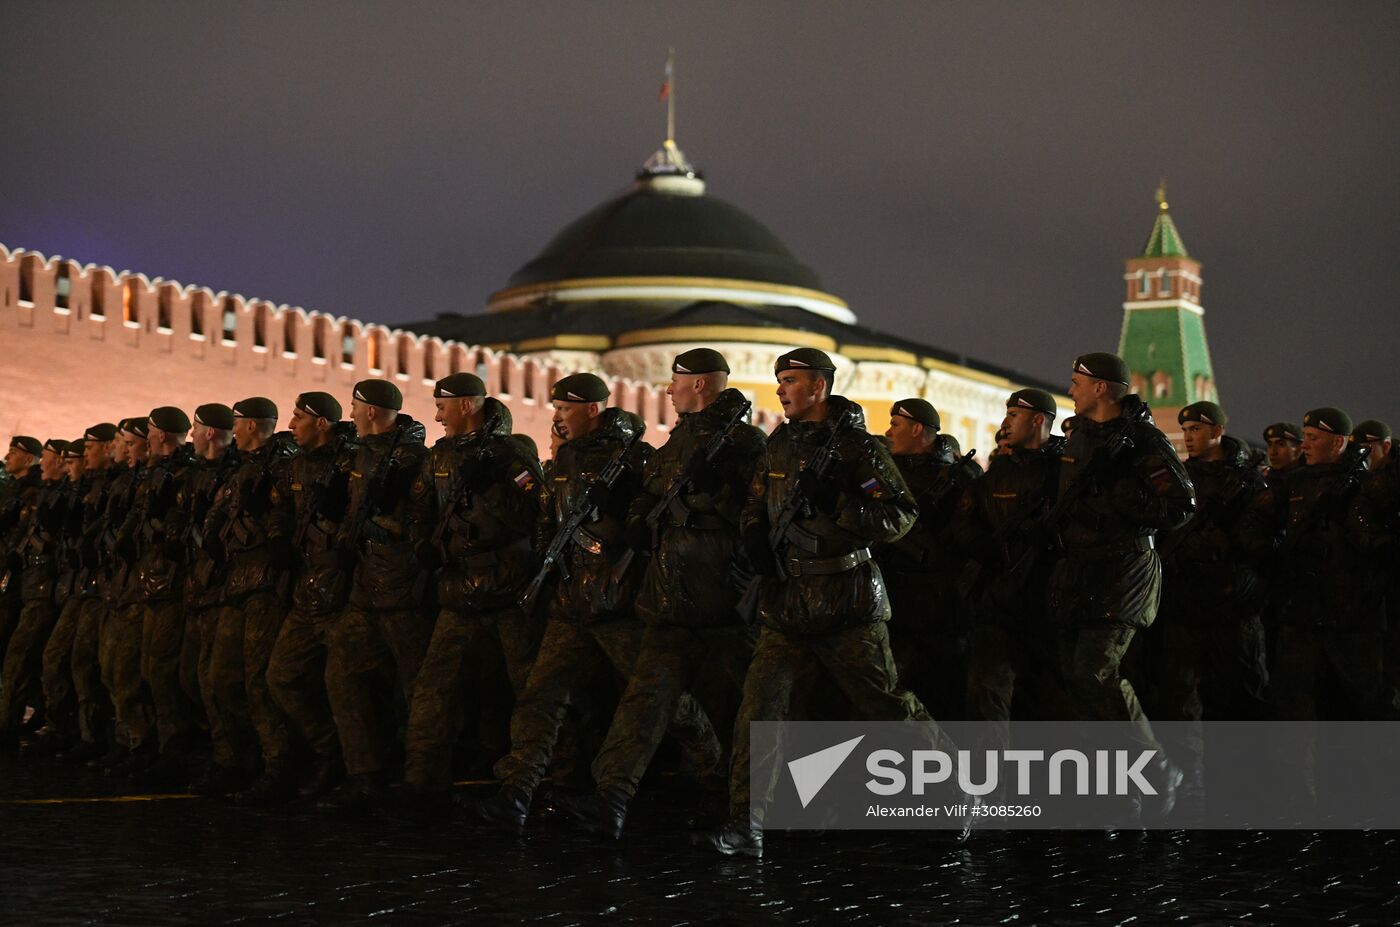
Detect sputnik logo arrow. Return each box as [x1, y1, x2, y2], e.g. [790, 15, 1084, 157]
[787, 735, 865, 808]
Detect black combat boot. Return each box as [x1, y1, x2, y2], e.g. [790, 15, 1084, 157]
[28, 732, 71, 757]
[58, 739, 103, 764]
[692, 813, 763, 859]
[317, 771, 387, 810]
[457, 786, 531, 834]
[132, 749, 191, 790]
[192, 762, 246, 797]
[90, 743, 127, 772]
[298, 754, 344, 800]
[1142, 755, 1185, 823]
[552, 789, 629, 840]
[236, 766, 298, 806]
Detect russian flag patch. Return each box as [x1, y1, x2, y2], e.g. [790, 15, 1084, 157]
[860, 477, 883, 498]
[514, 469, 537, 492]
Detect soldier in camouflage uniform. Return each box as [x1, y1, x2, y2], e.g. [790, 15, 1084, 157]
[199, 398, 298, 799]
[320, 379, 433, 808]
[554, 350, 766, 840]
[700, 349, 956, 859]
[467, 372, 720, 833]
[400, 372, 545, 803]
[1263, 422, 1304, 483]
[962, 389, 1069, 762]
[119, 406, 200, 785]
[1154, 402, 1269, 812]
[265, 392, 358, 800]
[1048, 353, 1195, 818]
[0, 436, 44, 680]
[0, 438, 70, 751]
[875, 398, 981, 720]
[54, 424, 120, 762]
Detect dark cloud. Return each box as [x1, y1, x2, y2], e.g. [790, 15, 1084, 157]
[2, 1, 1397, 437]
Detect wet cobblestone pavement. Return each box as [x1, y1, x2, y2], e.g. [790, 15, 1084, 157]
[3, 749, 1398, 925]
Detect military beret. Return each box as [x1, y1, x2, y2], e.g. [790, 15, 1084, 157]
[194, 403, 235, 431]
[84, 423, 118, 442]
[433, 372, 486, 399]
[233, 397, 278, 421]
[1072, 352, 1131, 386]
[1303, 407, 1352, 436]
[43, 438, 68, 456]
[1263, 422, 1302, 444]
[774, 347, 836, 373]
[295, 391, 342, 421]
[9, 436, 42, 456]
[672, 348, 730, 375]
[550, 373, 610, 403]
[120, 417, 149, 438]
[1007, 388, 1058, 418]
[890, 398, 940, 431]
[64, 439, 85, 459]
[1351, 419, 1392, 443]
[1179, 401, 1228, 428]
[148, 406, 192, 434]
[352, 379, 403, 411]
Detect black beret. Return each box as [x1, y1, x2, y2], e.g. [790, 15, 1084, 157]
[774, 347, 836, 373]
[672, 348, 730, 375]
[85, 423, 118, 442]
[434, 373, 487, 399]
[890, 398, 940, 431]
[1007, 388, 1058, 418]
[119, 417, 149, 438]
[1303, 407, 1352, 436]
[43, 438, 68, 455]
[295, 391, 342, 421]
[1179, 401, 1228, 428]
[149, 406, 192, 434]
[1352, 419, 1392, 443]
[194, 403, 235, 430]
[1263, 422, 1302, 444]
[233, 397, 279, 421]
[64, 439, 85, 459]
[550, 373, 610, 403]
[352, 379, 403, 411]
[9, 436, 42, 456]
[1073, 352, 1131, 386]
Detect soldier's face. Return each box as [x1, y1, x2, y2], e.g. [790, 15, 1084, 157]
[3, 447, 31, 475]
[1068, 373, 1102, 416]
[123, 433, 148, 463]
[289, 408, 321, 447]
[776, 371, 824, 421]
[1265, 437, 1301, 471]
[1181, 422, 1223, 459]
[83, 440, 107, 470]
[40, 449, 64, 480]
[435, 398, 472, 436]
[350, 400, 373, 437]
[999, 407, 1046, 450]
[147, 424, 174, 457]
[552, 400, 599, 441]
[1355, 438, 1391, 469]
[667, 373, 705, 415]
[1301, 427, 1345, 465]
[192, 427, 210, 457]
[885, 415, 926, 455]
[65, 458, 84, 481]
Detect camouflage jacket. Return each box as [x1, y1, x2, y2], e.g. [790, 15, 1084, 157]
[203, 435, 298, 603]
[340, 415, 431, 611]
[118, 445, 199, 602]
[179, 446, 242, 609]
[269, 425, 357, 616]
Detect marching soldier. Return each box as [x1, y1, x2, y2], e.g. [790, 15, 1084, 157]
[0, 436, 44, 670]
[200, 398, 299, 800]
[554, 350, 766, 840]
[875, 398, 981, 720]
[1154, 401, 1269, 813]
[399, 372, 545, 804]
[1049, 353, 1195, 819]
[467, 373, 719, 833]
[699, 348, 955, 859]
[0, 438, 70, 750]
[320, 379, 432, 808]
[962, 388, 1069, 760]
[265, 392, 358, 800]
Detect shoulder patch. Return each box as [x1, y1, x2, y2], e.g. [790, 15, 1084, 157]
[512, 469, 537, 493]
[860, 476, 886, 499]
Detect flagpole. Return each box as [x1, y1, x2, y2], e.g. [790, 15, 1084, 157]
[666, 48, 676, 146]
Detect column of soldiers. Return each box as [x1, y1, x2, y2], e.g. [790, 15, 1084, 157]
[2, 346, 1399, 856]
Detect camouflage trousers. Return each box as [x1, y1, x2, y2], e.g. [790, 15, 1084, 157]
[203, 592, 291, 773]
[99, 603, 155, 751]
[730, 620, 951, 820]
[402, 605, 539, 794]
[39, 596, 86, 742]
[0, 599, 59, 732]
[591, 623, 752, 801]
[324, 606, 434, 777]
[966, 623, 1073, 758]
[494, 616, 721, 802]
[70, 597, 111, 746]
[1056, 624, 1164, 759]
[266, 607, 339, 763]
[141, 598, 200, 752]
[181, 601, 221, 721]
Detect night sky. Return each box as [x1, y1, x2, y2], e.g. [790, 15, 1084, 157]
[3, 2, 1397, 437]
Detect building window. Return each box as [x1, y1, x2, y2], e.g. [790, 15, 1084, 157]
[1152, 370, 1172, 399]
[55, 267, 71, 310]
[1138, 271, 1150, 296]
[1157, 271, 1171, 296]
[341, 323, 356, 367]
[221, 298, 237, 344]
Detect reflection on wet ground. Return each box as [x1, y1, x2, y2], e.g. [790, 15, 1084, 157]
[2, 751, 1397, 925]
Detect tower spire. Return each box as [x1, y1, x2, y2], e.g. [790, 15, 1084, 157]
[640, 47, 700, 184]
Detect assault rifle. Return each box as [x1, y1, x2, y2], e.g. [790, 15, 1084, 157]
[518, 429, 641, 616]
[340, 423, 411, 553]
[1275, 443, 1370, 560]
[610, 395, 752, 586]
[426, 409, 505, 559]
[1156, 470, 1259, 561]
[0, 488, 55, 594]
[215, 435, 295, 555]
[735, 409, 848, 622]
[292, 425, 355, 551]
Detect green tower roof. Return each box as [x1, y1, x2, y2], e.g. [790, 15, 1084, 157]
[1141, 184, 1189, 258]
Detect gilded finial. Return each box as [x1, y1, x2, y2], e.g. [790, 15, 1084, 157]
[1155, 179, 1168, 211]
